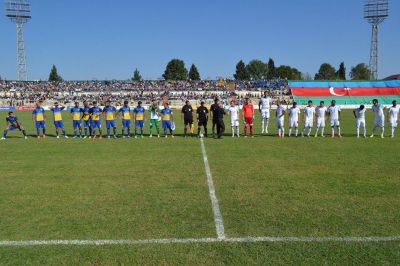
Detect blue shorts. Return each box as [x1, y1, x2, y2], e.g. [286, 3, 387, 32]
[73, 120, 82, 128]
[106, 120, 117, 129]
[8, 125, 19, 131]
[162, 121, 172, 129]
[91, 120, 102, 128]
[135, 120, 144, 128]
[83, 120, 91, 128]
[35, 121, 46, 129]
[122, 120, 131, 128]
[54, 121, 64, 128]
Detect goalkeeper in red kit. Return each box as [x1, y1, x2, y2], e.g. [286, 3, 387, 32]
[242, 98, 255, 138]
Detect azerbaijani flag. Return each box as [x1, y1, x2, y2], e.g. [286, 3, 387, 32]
[289, 80, 400, 105]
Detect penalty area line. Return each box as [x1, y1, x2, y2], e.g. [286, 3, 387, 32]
[200, 138, 225, 239]
[1, 236, 399, 247]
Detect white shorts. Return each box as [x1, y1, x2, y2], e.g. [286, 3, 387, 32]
[390, 120, 398, 128]
[276, 117, 284, 128]
[330, 119, 340, 127]
[231, 120, 239, 127]
[304, 120, 314, 128]
[356, 119, 366, 128]
[374, 118, 385, 127]
[317, 118, 325, 128]
[261, 109, 270, 119]
[289, 119, 298, 128]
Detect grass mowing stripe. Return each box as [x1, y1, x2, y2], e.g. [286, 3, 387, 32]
[200, 138, 225, 239]
[1, 236, 399, 247]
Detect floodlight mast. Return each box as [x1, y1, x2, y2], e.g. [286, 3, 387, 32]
[5, 0, 32, 81]
[364, 0, 388, 80]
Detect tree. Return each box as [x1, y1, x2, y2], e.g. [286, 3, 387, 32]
[132, 68, 142, 82]
[276, 65, 302, 80]
[48, 65, 63, 82]
[188, 64, 201, 81]
[234, 60, 250, 80]
[336, 62, 346, 80]
[314, 63, 336, 80]
[162, 59, 188, 80]
[267, 58, 277, 79]
[350, 63, 371, 80]
[246, 60, 268, 80]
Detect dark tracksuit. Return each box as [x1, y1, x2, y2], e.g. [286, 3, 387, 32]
[213, 106, 226, 138]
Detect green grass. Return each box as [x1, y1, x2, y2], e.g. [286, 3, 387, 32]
[0, 110, 399, 265]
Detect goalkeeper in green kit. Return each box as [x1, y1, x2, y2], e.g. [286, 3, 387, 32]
[149, 100, 160, 138]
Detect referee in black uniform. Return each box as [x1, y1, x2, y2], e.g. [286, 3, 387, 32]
[196, 101, 209, 137]
[210, 98, 220, 138]
[181, 100, 194, 137]
[214, 102, 226, 139]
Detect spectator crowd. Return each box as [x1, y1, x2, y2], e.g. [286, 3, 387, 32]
[0, 79, 290, 106]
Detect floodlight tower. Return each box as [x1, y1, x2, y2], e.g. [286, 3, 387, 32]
[5, 0, 32, 81]
[364, 0, 389, 80]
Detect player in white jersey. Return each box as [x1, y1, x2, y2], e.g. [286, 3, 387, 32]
[353, 105, 367, 138]
[388, 100, 399, 138]
[276, 101, 286, 138]
[327, 100, 342, 138]
[259, 91, 272, 134]
[301, 100, 315, 137]
[370, 99, 386, 138]
[314, 101, 327, 137]
[228, 101, 240, 137]
[288, 102, 300, 137]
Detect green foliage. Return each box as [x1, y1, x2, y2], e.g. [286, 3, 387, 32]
[350, 63, 371, 80]
[246, 60, 268, 80]
[163, 59, 188, 80]
[188, 64, 201, 81]
[48, 65, 63, 82]
[336, 62, 346, 80]
[234, 60, 250, 80]
[276, 65, 301, 80]
[314, 63, 337, 80]
[132, 68, 142, 82]
[267, 58, 277, 79]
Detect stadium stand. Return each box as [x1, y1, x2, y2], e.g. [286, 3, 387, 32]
[0, 79, 290, 107]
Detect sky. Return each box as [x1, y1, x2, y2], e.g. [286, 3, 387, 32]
[0, 0, 399, 81]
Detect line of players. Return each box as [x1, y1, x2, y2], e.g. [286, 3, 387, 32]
[2, 100, 175, 139]
[271, 97, 399, 139]
[1, 93, 399, 139]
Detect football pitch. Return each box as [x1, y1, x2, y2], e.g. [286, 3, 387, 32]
[0, 110, 399, 265]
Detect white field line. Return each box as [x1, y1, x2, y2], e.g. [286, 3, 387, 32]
[3, 140, 399, 248]
[1, 236, 400, 247]
[200, 138, 225, 239]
